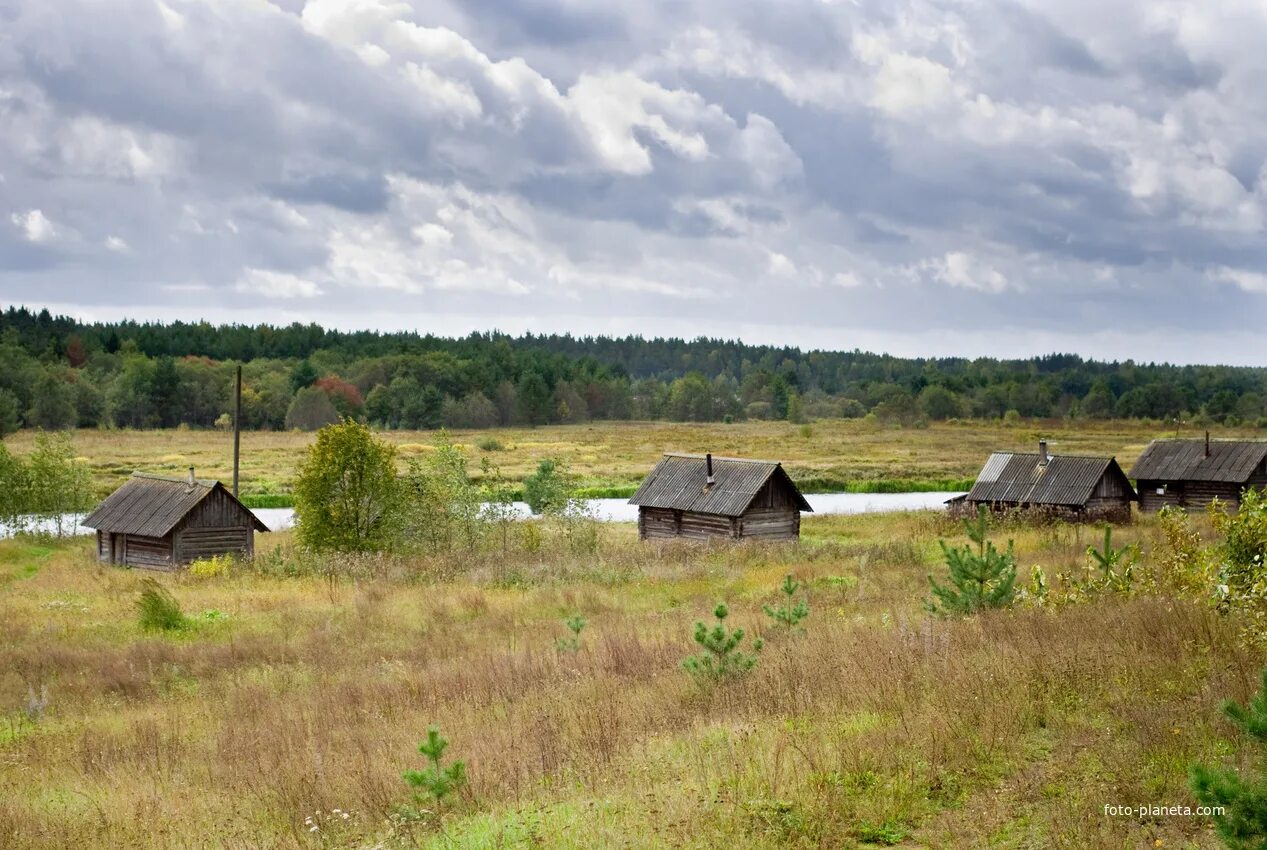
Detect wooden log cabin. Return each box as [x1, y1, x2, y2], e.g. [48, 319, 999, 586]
[82, 469, 268, 569]
[950, 440, 1136, 522]
[628, 453, 812, 541]
[1129, 436, 1267, 512]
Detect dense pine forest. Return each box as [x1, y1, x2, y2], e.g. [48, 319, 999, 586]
[1, 305, 1265, 433]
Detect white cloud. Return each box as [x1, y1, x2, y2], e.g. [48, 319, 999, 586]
[767, 251, 797, 277]
[11, 209, 56, 242]
[2, 0, 1267, 363]
[234, 268, 322, 299]
[929, 252, 1013, 293]
[1211, 266, 1267, 294]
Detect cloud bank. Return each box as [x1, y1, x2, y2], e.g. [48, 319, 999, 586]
[2, 0, 1266, 362]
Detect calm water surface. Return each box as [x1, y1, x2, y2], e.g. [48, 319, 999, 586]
[2, 491, 964, 538]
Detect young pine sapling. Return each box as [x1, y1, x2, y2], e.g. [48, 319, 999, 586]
[763, 573, 810, 633]
[927, 505, 1017, 616]
[403, 726, 467, 813]
[1085, 524, 1138, 592]
[683, 603, 763, 683]
[556, 614, 586, 652]
[1191, 667, 1267, 848]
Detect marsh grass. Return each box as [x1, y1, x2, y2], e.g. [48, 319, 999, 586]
[0, 511, 1257, 848]
[6, 418, 1253, 501]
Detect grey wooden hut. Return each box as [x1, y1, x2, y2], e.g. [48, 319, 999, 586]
[1129, 436, 1267, 512]
[629, 453, 812, 541]
[953, 440, 1136, 521]
[83, 469, 267, 569]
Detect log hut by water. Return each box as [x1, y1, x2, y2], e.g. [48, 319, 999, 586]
[1129, 435, 1267, 512]
[83, 468, 268, 569]
[629, 452, 812, 540]
[950, 440, 1136, 522]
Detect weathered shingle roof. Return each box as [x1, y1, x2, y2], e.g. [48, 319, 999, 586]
[965, 452, 1131, 507]
[628, 453, 812, 516]
[83, 473, 268, 536]
[1128, 440, 1267, 483]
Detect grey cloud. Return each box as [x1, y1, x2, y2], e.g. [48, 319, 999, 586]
[1, 0, 1266, 362]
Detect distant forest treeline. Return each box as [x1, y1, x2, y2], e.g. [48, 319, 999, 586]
[1, 305, 1266, 433]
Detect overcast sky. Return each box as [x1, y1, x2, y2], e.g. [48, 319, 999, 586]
[2, 0, 1266, 364]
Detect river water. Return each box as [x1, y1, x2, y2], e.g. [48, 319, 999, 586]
[2, 491, 963, 539]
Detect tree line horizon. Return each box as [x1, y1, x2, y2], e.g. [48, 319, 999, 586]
[1, 304, 1265, 433]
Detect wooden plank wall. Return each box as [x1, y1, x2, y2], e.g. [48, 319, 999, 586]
[678, 511, 734, 539]
[123, 535, 176, 570]
[1138, 480, 1244, 512]
[738, 506, 799, 539]
[639, 507, 679, 539]
[184, 488, 255, 528]
[176, 527, 251, 561]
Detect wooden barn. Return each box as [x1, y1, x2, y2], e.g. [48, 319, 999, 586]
[1129, 436, 1267, 512]
[952, 441, 1136, 521]
[83, 469, 268, 569]
[629, 453, 812, 541]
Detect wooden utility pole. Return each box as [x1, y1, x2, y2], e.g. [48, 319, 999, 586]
[232, 365, 242, 498]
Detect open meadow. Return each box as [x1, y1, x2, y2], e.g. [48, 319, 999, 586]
[0, 507, 1261, 849]
[4, 418, 1262, 504]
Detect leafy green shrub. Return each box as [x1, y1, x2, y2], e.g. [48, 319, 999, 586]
[135, 578, 187, 632]
[927, 505, 1017, 615]
[552, 499, 601, 554]
[523, 458, 573, 515]
[1211, 490, 1267, 645]
[403, 431, 482, 553]
[476, 437, 504, 452]
[1191, 667, 1267, 848]
[1153, 505, 1213, 595]
[293, 420, 402, 553]
[404, 726, 467, 812]
[764, 574, 809, 633]
[556, 614, 586, 652]
[683, 603, 762, 683]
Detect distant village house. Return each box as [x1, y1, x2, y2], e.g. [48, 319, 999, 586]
[83, 469, 268, 570]
[1129, 435, 1267, 512]
[950, 440, 1136, 522]
[629, 453, 812, 540]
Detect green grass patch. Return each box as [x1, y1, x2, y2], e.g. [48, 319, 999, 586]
[794, 475, 974, 493]
[239, 493, 295, 508]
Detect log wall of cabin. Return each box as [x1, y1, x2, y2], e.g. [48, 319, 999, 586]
[1138, 480, 1245, 512]
[738, 506, 800, 539]
[122, 534, 176, 570]
[176, 527, 252, 561]
[171, 487, 257, 561]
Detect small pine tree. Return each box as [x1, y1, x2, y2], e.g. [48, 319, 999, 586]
[927, 505, 1017, 615]
[1191, 668, 1267, 848]
[1078, 525, 1139, 594]
[683, 603, 762, 683]
[763, 574, 810, 633]
[556, 614, 586, 652]
[404, 726, 467, 811]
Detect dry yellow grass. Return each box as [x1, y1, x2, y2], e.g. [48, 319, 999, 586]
[4, 418, 1259, 500]
[0, 511, 1258, 848]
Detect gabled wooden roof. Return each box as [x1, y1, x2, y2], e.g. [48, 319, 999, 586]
[628, 453, 812, 517]
[83, 473, 268, 536]
[1128, 439, 1267, 483]
[965, 452, 1135, 507]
